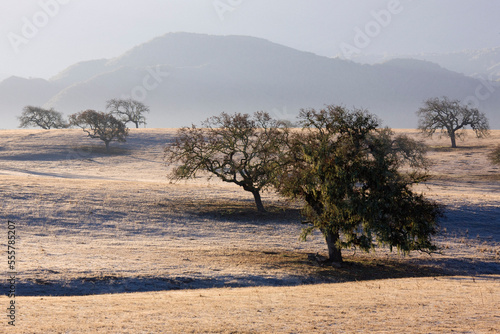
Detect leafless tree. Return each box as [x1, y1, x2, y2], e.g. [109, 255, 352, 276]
[417, 97, 489, 148]
[106, 98, 149, 128]
[18, 106, 67, 129]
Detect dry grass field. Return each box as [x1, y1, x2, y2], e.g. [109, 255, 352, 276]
[0, 128, 499, 333]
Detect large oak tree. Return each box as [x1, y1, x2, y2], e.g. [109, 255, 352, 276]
[164, 111, 289, 212]
[276, 105, 442, 265]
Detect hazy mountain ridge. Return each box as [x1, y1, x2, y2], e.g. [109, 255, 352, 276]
[352, 47, 500, 80]
[1, 32, 499, 129]
[49, 59, 112, 87]
[0, 76, 62, 126]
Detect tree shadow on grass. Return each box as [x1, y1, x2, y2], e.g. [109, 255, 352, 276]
[0, 145, 131, 162]
[68, 144, 132, 157]
[440, 204, 500, 241]
[0, 149, 78, 161]
[161, 197, 302, 224]
[313, 254, 499, 283]
[5, 249, 497, 297]
[8, 200, 498, 297]
[428, 145, 489, 152]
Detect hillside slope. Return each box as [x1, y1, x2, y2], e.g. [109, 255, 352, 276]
[1, 33, 499, 129]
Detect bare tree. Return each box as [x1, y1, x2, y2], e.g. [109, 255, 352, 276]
[417, 97, 490, 148]
[106, 98, 149, 128]
[164, 111, 289, 212]
[18, 106, 67, 129]
[69, 110, 129, 153]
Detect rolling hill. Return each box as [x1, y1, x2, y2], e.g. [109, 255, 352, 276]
[1, 32, 499, 129]
[352, 47, 500, 80]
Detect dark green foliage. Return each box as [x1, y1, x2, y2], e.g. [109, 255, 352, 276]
[164, 111, 289, 212]
[276, 105, 442, 264]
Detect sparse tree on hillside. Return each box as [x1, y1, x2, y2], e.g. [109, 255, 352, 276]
[69, 110, 129, 153]
[18, 106, 67, 129]
[417, 97, 490, 148]
[164, 111, 290, 212]
[275, 105, 442, 265]
[106, 98, 149, 128]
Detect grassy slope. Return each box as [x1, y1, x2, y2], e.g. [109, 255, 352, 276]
[3, 277, 498, 333]
[0, 128, 499, 333]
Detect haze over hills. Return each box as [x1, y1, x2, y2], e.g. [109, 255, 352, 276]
[351, 47, 500, 80]
[1, 32, 499, 129]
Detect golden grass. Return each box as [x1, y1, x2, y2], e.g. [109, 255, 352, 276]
[0, 128, 499, 333]
[2, 276, 498, 333]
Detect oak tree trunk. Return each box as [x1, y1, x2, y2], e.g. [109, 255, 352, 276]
[323, 229, 343, 264]
[252, 190, 266, 213]
[450, 132, 457, 148]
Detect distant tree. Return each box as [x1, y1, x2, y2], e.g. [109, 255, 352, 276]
[276, 105, 442, 265]
[69, 110, 129, 153]
[417, 97, 490, 148]
[164, 111, 290, 212]
[106, 98, 149, 128]
[18, 106, 67, 129]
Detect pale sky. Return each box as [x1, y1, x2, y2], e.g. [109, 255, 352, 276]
[1, 0, 499, 81]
